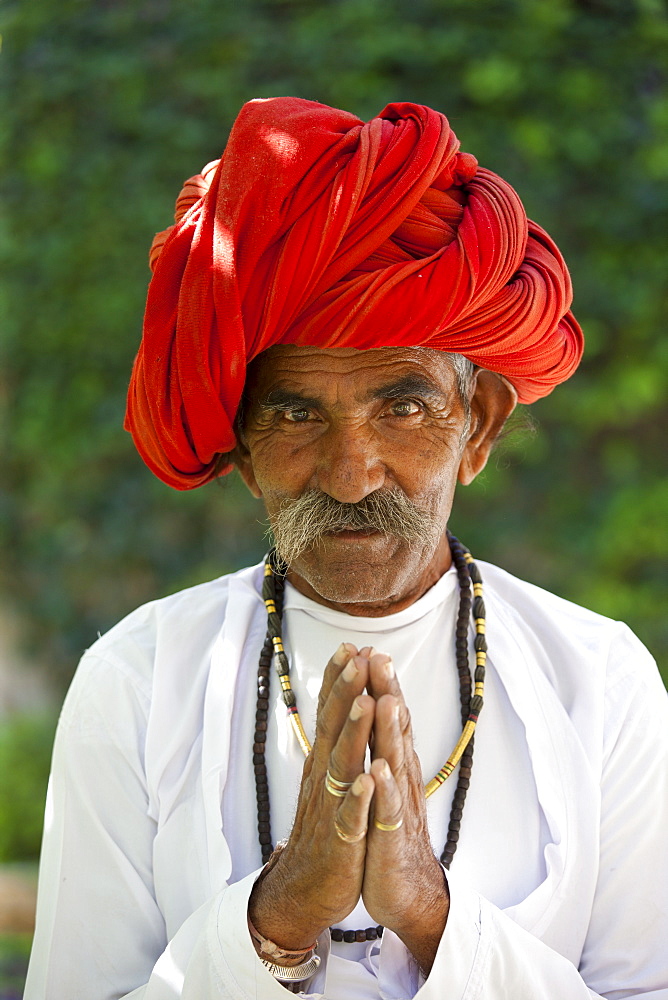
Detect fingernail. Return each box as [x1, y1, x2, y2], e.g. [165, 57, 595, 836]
[392, 701, 399, 721]
[349, 697, 365, 721]
[383, 659, 395, 679]
[382, 761, 392, 779]
[352, 775, 365, 796]
[333, 643, 350, 666]
[342, 658, 358, 682]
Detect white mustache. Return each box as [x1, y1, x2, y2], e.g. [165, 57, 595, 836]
[268, 488, 442, 566]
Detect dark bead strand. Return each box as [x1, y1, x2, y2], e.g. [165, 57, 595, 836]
[440, 534, 480, 869]
[254, 531, 483, 941]
[254, 624, 279, 862]
[256, 567, 290, 863]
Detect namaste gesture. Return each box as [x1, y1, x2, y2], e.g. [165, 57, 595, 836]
[248, 643, 449, 975]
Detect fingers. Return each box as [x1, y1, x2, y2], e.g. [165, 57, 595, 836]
[328, 693, 375, 785]
[367, 653, 410, 763]
[367, 653, 406, 714]
[368, 653, 426, 801]
[372, 694, 406, 776]
[314, 652, 371, 764]
[333, 773, 374, 844]
[368, 758, 404, 834]
[317, 642, 359, 712]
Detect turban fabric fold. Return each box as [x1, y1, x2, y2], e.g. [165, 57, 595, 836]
[126, 97, 583, 489]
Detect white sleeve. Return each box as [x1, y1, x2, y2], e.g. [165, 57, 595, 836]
[413, 631, 668, 1000]
[23, 652, 329, 1000]
[136, 874, 330, 1000]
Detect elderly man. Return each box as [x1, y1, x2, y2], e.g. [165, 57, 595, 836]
[26, 99, 668, 999]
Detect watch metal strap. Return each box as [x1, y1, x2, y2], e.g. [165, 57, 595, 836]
[260, 953, 321, 982]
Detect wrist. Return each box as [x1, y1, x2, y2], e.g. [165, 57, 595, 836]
[394, 867, 449, 977]
[249, 865, 330, 953]
[248, 901, 322, 987]
[247, 912, 317, 967]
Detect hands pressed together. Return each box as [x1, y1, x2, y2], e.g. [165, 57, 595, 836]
[248, 643, 449, 976]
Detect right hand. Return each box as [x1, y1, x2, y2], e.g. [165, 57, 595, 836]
[247, 642, 376, 950]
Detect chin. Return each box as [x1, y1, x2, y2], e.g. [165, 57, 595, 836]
[298, 571, 396, 607]
[290, 535, 432, 607]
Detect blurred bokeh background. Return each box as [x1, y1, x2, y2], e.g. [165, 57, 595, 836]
[1, 0, 667, 993]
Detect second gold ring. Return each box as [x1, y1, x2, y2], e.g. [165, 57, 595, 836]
[334, 817, 367, 844]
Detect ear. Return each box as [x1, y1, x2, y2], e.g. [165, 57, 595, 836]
[458, 370, 518, 486]
[232, 439, 264, 499]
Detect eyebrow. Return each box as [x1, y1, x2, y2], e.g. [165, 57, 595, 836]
[259, 374, 445, 412]
[259, 388, 322, 411]
[368, 374, 444, 402]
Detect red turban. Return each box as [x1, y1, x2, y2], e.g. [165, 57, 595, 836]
[125, 97, 583, 490]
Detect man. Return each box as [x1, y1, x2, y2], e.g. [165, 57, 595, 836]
[25, 98, 668, 998]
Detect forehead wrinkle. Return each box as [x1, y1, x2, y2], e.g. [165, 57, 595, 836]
[253, 358, 453, 412]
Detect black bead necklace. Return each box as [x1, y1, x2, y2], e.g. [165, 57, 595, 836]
[253, 531, 486, 944]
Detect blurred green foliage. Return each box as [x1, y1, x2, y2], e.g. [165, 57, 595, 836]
[0, 716, 55, 861]
[0, 933, 32, 1000]
[1, 0, 666, 688]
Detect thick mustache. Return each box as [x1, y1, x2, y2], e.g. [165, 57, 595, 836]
[268, 488, 441, 566]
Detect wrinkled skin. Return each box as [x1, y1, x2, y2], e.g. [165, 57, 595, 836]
[235, 345, 516, 976]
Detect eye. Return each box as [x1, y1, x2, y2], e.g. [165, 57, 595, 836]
[388, 399, 421, 417]
[284, 408, 311, 423]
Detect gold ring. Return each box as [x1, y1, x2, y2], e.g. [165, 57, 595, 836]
[373, 817, 404, 832]
[334, 817, 367, 844]
[325, 769, 353, 798]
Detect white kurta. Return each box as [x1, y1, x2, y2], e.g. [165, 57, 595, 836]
[24, 560, 668, 1000]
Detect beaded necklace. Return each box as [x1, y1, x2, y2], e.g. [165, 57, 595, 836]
[253, 531, 486, 944]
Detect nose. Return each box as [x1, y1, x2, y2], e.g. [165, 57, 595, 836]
[314, 424, 386, 503]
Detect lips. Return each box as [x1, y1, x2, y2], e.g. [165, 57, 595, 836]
[326, 528, 382, 539]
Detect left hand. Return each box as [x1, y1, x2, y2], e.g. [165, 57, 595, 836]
[358, 653, 449, 974]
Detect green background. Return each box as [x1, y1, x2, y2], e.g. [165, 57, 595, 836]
[1, 0, 667, 883]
